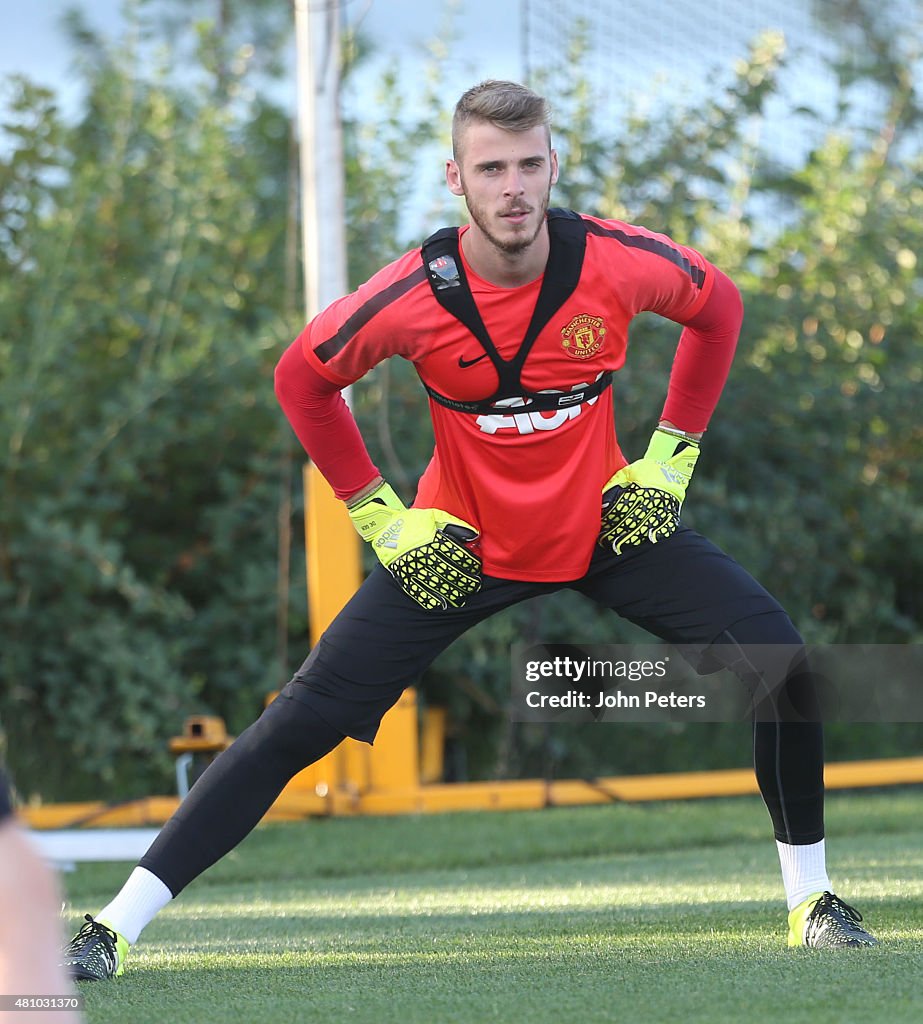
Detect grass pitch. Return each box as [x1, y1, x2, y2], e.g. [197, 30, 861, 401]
[63, 791, 923, 1023]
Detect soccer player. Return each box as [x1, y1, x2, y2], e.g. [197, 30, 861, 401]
[0, 769, 84, 1021]
[62, 80, 876, 978]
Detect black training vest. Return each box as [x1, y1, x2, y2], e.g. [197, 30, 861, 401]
[419, 208, 613, 415]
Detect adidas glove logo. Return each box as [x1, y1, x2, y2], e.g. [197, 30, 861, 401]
[376, 518, 405, 550]
[659, 465, 684, 484]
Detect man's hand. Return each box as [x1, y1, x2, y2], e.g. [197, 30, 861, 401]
[347, 480, 481, 611]
[598, 428, 700, 554]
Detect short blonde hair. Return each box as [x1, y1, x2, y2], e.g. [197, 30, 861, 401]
[452, 80, 552, 159]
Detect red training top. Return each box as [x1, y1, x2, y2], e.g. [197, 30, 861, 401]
[275, 213, 742, 582]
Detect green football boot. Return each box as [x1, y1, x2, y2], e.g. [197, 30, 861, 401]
[62, 915, 130, 980]
[788, 892, 879, 948]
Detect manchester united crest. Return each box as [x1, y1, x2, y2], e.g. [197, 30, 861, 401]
[561, 313, 606, 359]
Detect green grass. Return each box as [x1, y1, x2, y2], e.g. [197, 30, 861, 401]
[63, 791, 923, 1023]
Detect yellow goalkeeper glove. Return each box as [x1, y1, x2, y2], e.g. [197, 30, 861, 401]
[598, 427, 700, 554]
[347, 480, 481, 611]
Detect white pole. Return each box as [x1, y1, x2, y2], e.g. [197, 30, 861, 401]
[293, 0, 348, 322]
[292, 0, 361, 666]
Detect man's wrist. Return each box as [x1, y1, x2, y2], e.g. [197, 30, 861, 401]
[646, 425, 701, 472]
[345, 475, 386, 509]
[657, 421, 703, 443]
[345, 478, 407, 545]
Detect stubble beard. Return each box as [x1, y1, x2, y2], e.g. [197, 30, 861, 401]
[464, 181, 552, 257]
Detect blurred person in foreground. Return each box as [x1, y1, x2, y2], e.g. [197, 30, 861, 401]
[0, 768, 83, 1021]
[62, 80, 877, 979]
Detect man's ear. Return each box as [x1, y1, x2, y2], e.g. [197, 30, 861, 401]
[550, 149, 559, 186]
[446, 159, 465, 197]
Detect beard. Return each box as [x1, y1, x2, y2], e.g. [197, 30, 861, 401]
[463, 180, 553, 256]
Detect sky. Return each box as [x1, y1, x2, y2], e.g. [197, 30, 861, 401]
[0, 1, 865, 119]
[0, 1, 107, 90]
[0, 1, 831, 171]
[2, 0, 893, 160]
[2, 1, 916, 207]
[0, 0, 523, 111]
[1, 2, 899, 131]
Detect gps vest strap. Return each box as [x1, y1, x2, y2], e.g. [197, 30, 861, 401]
[420, 208, 613, 415]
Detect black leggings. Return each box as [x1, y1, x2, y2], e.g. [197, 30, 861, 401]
[712, 616, 824, 847]
[140, 697, 344, 896]
[141, 528, 824, 895]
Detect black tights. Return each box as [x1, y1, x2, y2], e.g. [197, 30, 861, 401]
[141, 624, 823, 897]
[139, 538, 826, 896]
[140, 696, 344, 896]
[714, 613, 824, 846]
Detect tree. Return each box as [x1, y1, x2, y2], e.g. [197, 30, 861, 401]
[0, 7, 299, 798]
[1, 3, 919, 798]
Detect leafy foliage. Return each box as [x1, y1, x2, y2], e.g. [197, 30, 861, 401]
[0, 3, 920, 798]
[0, 7, 300, 798]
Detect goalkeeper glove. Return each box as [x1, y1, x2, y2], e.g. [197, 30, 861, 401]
[598, 427, 700, 555]
[347, 480, 481, 611]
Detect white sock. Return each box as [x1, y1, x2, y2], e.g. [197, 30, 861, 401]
[776, 838, 832, 910]
[96, 866, 173, 944]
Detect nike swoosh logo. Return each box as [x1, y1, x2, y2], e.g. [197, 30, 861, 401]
[458, 353, 488, 368]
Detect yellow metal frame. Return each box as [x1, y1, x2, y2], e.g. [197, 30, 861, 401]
[21, 745, 923, 829]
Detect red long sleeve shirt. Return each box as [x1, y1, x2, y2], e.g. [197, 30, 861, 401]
[275, 214, 742, 581]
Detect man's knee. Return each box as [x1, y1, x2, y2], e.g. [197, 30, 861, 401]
[709, 612, 821, 722]
[240, 691, 348, 768]
[279, 679, 388, 745]
[720, 609, 803, 647]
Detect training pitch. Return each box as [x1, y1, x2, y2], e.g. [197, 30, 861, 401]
[64, 792, 923, 1023]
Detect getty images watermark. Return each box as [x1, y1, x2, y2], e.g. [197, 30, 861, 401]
[510, 643, 923, 723]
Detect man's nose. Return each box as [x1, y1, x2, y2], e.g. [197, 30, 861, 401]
[502, 169, 525, 196]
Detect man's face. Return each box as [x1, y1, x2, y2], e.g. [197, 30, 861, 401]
[446, 122, 559, 256]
